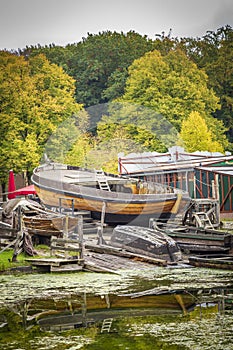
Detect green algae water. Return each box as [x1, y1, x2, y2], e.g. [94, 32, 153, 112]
[0, 266, 233, 349]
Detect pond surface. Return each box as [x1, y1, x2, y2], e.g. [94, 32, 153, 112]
[1, 266, 233, 349]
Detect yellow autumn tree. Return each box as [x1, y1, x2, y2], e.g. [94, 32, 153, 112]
[179, 111, 224, 153]
[0, 51, 83, 194]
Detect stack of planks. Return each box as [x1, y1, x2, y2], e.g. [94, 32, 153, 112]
[23, 215, 79, 237]
[83, 251, 157, 274]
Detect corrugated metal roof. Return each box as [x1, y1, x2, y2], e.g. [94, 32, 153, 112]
[121, 156, 233, 175]
[196, 166, 233, 176]
[119, 147, 231, 175]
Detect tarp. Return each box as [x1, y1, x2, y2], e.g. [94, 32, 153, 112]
[14, 184, 36, 196]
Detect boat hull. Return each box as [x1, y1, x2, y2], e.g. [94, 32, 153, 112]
[110, 225, 182, 261]
[34, 184, 186, 225]
[32, 164, 190, 225]
[189, 256, 233, 270]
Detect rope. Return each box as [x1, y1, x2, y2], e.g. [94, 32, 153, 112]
[195, 178, 213, 188]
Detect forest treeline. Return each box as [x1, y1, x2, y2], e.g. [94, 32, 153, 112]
[0, 25, 232, 191]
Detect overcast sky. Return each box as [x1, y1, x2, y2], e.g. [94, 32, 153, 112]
[0, 0, 232, 50]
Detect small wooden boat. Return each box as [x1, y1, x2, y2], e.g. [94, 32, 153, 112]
[110, 225, 182, 262]
[151, 221, 233, 254]
[31, 163, 190, 226]
[189, 255, 233, 270]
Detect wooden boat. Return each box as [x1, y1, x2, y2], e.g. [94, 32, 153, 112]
[31, 163, 190, 225]
[110, 225, 182, 262]
[189, 255, 233, 270]
[151, 221, 233, 254]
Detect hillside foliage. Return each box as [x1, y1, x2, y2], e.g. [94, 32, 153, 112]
[0, 25, 232, 185]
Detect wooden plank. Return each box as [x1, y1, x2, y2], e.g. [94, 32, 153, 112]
[0, 238, 18, 253]
[178, 244, 229, 253]
[51, 237, 81, 244]
[27, 228, 61, 236]
[25, 258, 80, 264]
[50, 264, 83, 272]
[189, 256, 233, 270]
[50, 245, 81, 252]
[83, 260, 121, 274]
[85, 243, 167, 266]
[167, 232, 228, 241]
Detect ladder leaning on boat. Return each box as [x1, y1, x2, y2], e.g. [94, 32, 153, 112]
[94, 169, 111, 191]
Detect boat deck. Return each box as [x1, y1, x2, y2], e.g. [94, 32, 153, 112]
[35, 165, 128, 187]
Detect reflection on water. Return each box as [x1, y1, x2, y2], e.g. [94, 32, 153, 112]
[1, 266, 233, 349]
[2, 308, 233, 350]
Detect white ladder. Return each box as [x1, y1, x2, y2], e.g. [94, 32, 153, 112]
[95, 169, 111, 191]
[101, 318, 113, 333]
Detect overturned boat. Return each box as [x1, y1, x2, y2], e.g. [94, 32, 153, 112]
[31, 163, 190, 226]
[110, 225, 182, 262]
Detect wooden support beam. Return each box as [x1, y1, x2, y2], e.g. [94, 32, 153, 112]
[174, 294, 188, 315]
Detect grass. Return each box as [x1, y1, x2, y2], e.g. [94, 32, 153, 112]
[0, 245, 53, 272]
[0, 245, 79, 272]
[0, 249, 30, 271]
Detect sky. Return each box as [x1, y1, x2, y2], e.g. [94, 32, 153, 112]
[0, 0, 232, 50]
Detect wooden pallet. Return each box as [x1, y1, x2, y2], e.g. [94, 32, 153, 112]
[25, 257, 84, 273]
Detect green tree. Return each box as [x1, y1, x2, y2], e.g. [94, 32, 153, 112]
[97, 116, 167, 153]
[120, 49, 219, 127]
[118, 49, 228, 149]
[19, 27, 233, 148]
[0, 51, 82, 193]
[45, 110, 89, 163]
[37, 31, 154, 106]
[64, 133, 94, 167]
[179, 111, 224, 152]
[19, 31, 179, 107]
[85, 126, 146, 173]
[204, 28, 233, 143]
[179, 26, 233, 144]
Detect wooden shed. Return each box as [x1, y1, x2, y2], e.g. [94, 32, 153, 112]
[118, 148, 233, 215]
[194, 159, 233, 214]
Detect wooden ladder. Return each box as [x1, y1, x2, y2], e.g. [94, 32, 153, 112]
[101, 318, 113, 333]
[95, 169, 111, 191]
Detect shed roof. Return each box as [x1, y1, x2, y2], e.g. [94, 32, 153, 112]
[118, 147, 232, 175]
[196, 166, 233, 176]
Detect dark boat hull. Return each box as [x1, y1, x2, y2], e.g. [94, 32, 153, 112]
[152, 222, 233, 254]
[91, 210, 175, 225]
[189, 255, 233, 270]
[110, 225, 182, 261]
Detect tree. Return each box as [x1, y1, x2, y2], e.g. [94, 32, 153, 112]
[178, 111, 224, 152]
[96, 114, 167, 153]
[44, 110, 89, 163]
[118, 49, 227, 150]
[121, 50, 218, 126]
[84, 126, 146, 173]
[0, 51, 82, 191]
[19, 31, 182, 107]
[64, 133, 94, 167]
[37, 31, 154, 107]
[19, 28, 233, 148]
[179, 26, 233, 144]
[204, 28, 233, 143]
